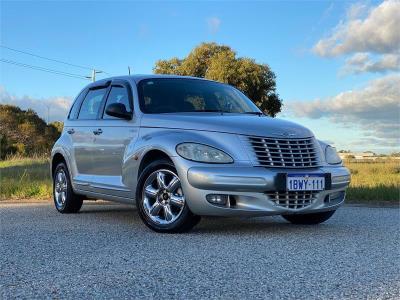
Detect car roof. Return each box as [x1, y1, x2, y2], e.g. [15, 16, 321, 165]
[87, 74, 217, 88]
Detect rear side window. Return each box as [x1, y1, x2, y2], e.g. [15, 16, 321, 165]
[68, 90, 87, 120]
[78, 88, 107, 120]
[103, 86, 132, 119]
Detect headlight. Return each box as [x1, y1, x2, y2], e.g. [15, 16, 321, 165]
[176, 143, 233, 163]
[325, 145, 342, 165]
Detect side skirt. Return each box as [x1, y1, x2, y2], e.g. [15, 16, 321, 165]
[75, 189, 135, 205]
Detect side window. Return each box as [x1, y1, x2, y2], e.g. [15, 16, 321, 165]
[68, 89, 87, 120]
[77, 88, 107, 120]
[103, 85, 132, 119]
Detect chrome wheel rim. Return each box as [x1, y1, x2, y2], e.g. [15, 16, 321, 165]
[54, 169, 67, 208]
[142, 169, 185, 225]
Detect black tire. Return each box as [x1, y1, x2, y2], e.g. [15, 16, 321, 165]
[282, 210, 336, 225]
[53, 162, 83, 213]
[136, 159, 201, 233]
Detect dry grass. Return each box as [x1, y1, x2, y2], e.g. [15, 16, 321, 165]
[0, 157, 51, 200]
[1, 158, 399, 203]
[344, 159, 399, 203]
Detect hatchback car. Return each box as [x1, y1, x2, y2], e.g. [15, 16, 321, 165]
[51, 75, 350, 232]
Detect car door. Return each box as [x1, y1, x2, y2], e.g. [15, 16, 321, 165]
[89, 80, 139, 198]
[69, 84, 109, 189]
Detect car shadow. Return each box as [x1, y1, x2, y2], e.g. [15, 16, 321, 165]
[191, 216, 322, 234]
[78, 201, 329, 234]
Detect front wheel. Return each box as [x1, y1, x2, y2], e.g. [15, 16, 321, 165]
[282, 210, 336, 225]
[136, 159, 200, 233]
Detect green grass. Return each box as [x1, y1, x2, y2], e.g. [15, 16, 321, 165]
[0, 157, 51, 200]
[0, 157, 399, 203]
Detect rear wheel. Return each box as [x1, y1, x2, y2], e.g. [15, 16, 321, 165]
[282, 210, 336, 225]
[53, 162, 83, 213]
[136, 159, 200, 233]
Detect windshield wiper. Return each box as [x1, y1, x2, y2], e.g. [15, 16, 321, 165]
[191, 110, 263, 115]
[242, 111, 264, 116]
[193, 109, 230, 114]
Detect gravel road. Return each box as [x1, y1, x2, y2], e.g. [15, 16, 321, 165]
[0, 202, 399, 299]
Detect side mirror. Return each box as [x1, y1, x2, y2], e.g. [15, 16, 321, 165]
[105, 103, 132, 120]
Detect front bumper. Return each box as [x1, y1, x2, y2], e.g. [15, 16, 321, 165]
[180, 165, 350, 216]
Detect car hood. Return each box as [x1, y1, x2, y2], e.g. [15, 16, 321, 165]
[140, 113, 314, 138]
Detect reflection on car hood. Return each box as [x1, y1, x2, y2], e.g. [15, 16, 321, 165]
[140, 113, 314, 138]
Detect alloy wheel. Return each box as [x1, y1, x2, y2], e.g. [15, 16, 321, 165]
[54, 169, 68, 208]
[142, 169, 185, 225]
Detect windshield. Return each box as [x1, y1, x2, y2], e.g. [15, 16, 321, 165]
[138, 78, 261, 114]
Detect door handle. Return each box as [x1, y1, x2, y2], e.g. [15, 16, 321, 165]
[93, 128, 103, 135]
[67, 129, 75, 134]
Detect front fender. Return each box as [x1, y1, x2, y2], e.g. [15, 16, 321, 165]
[122, 128, 252, 195]
[134, 128, 251, 163]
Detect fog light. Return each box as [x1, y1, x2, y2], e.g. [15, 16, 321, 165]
[206, 194, 228, 206]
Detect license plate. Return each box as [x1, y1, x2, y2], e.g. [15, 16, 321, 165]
[287, 174, 325, 191]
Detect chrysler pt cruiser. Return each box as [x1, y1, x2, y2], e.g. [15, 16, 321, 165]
[51, 75, 350, 232]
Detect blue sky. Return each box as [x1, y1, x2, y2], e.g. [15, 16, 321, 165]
[1, 0, 398, 153]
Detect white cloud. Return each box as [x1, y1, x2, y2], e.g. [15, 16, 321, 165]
[314, 0, 400, 57]
[206, 17, 221, 34]
[0, 86, 71, 122]
[346, 2, 369, 20]
[313, 0, 400, 74]
[288, 75, 400, 147]
[342, 52, 400, 74]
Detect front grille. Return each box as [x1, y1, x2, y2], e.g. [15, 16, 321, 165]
[266, 191, 318, 209]
[248, 136, 320, 168]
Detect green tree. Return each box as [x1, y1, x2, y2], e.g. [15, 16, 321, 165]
[153, 42, 282, 116]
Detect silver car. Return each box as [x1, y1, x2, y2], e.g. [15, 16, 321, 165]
[51, 75, 350, 233]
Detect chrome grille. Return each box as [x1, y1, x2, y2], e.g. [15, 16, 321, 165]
[266, 191, 317, 209]
[248, 136, 319, 168]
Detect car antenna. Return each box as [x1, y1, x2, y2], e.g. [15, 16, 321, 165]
[128, 66, 131, 75]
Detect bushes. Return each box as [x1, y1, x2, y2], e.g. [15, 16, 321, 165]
[0, 104, 62, 159]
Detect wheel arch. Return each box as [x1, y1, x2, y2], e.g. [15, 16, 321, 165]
[137, 149, 173, 178]
[51, 152, 67, 177]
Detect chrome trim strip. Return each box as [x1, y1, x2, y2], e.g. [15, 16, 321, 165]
[89, 184, 131, 192]
[74, 181, 89, 186]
